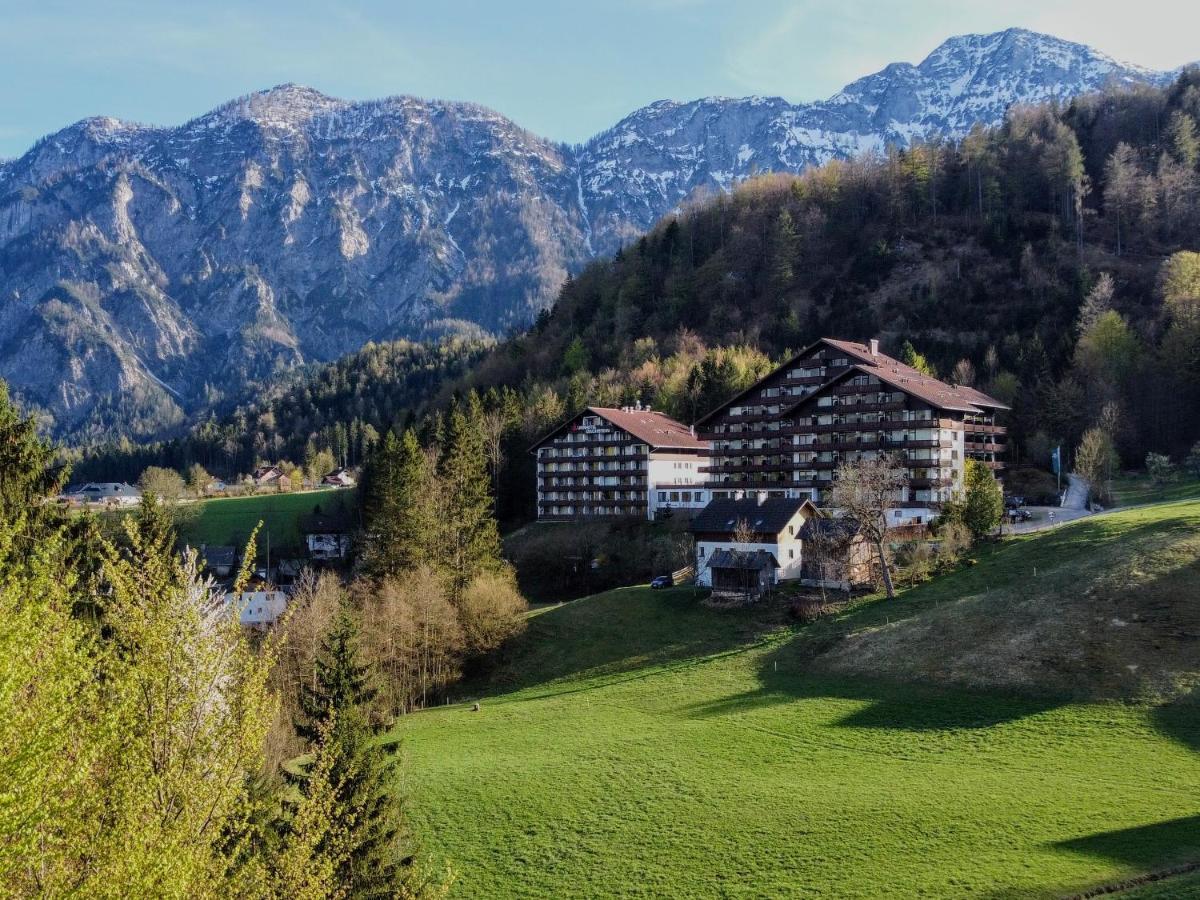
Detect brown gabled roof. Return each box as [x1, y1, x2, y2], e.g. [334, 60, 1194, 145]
[528, 406, 706, 453]
[693, 337, 899, 428]
[784, 362, 1009, 416]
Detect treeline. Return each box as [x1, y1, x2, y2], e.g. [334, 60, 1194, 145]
[72, 73, 1200, 519]
[69, 337, 490, 484]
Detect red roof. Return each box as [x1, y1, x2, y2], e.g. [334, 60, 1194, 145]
[786, 361, 1009, 416]
[588, 407, 707, 450]
[529, 406, 706, 453]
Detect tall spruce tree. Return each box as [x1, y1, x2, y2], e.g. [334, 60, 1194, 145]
[0, 380, 65, 532]
[294, 606, 409, 899]
[437, 402, 502, 602]
[361, 429, 432, 578]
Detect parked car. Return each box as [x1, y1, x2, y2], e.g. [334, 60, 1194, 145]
[650, 575, 672, 589]
[1004, 495, 1026, 509]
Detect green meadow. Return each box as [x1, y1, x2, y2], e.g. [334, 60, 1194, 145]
[393, 501, 1200, 898]
[175, 488, 355, 553]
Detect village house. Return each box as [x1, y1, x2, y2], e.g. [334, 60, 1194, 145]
[696, 338, 1008, 522]
[225, 583, 288, 629]
[198, 544, 237, 579]
[797, 516, 875, 590]
[322, 467, 356, 488]
[689, 494, 819, 597]
[300, 510, 352, 561]
[60, 482, 142, 508]
[530, 404, 709, 521]
[251, 465, 284, 488]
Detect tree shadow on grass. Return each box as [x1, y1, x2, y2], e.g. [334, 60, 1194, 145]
[680, 649, 1065, 731]
[1053, 815, 1200, 873]
[1153, 690, 1200, 754]
[463, 585, 790, 701]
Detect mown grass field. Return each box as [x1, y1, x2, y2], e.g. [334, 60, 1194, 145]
[393, 501, 1200, 898]
[1111, 473, 1200, 507]
[174, 488, 355, 552]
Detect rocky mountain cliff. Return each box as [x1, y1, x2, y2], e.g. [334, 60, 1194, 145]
[0, 28, 1179, 439]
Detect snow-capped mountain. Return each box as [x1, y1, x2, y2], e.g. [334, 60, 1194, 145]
[0, 28, 1179, 438]
[576, 29, 1174, 242]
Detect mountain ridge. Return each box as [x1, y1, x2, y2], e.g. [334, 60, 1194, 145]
[0, 28, 1186, 440]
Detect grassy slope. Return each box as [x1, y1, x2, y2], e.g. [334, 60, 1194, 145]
[806, 500, 1200, 699]
[394, 502, 1200, 898]
[174, 488, 355, 553]
[1111, 474, 1200, 508]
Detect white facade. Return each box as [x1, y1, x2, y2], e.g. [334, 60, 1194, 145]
[693, 505, 812, 587]
[226, 590, 288, 627]
[647, 452, 709, 520]
[66, 482, 142, 507]
[307, 533, 351, 560]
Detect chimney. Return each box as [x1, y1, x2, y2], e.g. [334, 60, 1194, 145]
[869, 338, 880, 357]
[733, 489, 746, 501]
[756, 490, 768, 506]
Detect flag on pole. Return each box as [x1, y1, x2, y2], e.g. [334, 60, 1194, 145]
[1051, 445, 1061, 476]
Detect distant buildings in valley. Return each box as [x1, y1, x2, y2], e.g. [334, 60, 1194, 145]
[57, 482, 142, 508]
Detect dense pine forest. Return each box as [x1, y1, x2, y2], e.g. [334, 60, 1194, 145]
[71, 72, 1200, 522]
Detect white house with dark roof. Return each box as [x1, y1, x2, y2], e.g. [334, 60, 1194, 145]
[529, 404, 709, 521]
[62, 482, 142, 507]
[688, 495, 819, 590]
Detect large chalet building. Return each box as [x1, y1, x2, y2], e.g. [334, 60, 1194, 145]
[531, 405, 709, 521]
[696, 338, 1008, 523]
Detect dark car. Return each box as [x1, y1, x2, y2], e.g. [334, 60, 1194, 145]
[650, 575, 672, 589]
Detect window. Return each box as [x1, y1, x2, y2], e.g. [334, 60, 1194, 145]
[788, 549, 794, 559]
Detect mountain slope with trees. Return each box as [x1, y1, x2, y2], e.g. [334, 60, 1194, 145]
[0, 29, 1185, 440]
[72, 70, 1200, 524]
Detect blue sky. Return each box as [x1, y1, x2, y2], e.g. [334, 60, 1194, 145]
[1, 0, 1197, 157]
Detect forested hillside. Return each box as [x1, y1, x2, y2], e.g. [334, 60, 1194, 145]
[73, 72, 1200, 522]
[71, 337, 488, 483]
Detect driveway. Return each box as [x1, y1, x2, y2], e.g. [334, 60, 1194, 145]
[1001, 474, 1092, 535]
[1062, 473, 1089, 511]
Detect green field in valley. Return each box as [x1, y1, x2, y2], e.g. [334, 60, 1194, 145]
[173, 488, 356, 553]
[393, 500, 1200, 898]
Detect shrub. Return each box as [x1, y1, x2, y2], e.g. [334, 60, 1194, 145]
[458, 571, 528, 656]
[1146, 452, 1177, 485]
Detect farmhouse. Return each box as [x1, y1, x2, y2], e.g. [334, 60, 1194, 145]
[531, 404, 709, 521]
[322, 467, 356, 487]
[225, 586, 288, 629]
[61, 482, 142, 508]
[251, 465, 284, 488]
[689, 494, 818, 595]
[199, 544, 237, 579]
[697, 337, 1008, 522]
[300, 510, 352, 560]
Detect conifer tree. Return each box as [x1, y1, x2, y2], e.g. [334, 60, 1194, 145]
[294, 607, 409, 899]
[438, 403, 502, 602]
[0, 380, 65, 531]
[961, 460, 1004, 539]
[362, 429, 433, 578]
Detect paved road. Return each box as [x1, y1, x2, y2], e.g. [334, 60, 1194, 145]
[1062, 473, 1089, 511]
[1001, 473, 1092, 534]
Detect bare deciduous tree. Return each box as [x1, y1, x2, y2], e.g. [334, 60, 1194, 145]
[831, 454, 906, 599]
